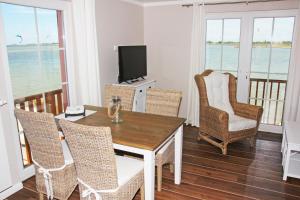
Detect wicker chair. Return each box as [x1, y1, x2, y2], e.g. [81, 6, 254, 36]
[145, 88, 182, 192]
[104, 84, 135, 111]
[59, 120, 144, 200]
[14, 109, 77, 200]
[194, 70, 263, 155]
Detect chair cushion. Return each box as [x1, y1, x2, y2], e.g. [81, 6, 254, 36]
[204, 72, 234, 115]
[229, 115, 257, 132]
[61, 140, 74, 165]
[115, 155, 144, 187]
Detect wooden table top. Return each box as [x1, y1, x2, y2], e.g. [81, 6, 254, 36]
[74, 105, 185, 151]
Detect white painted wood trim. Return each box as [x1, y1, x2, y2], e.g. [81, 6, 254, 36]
[174, 125, 183, 184]
[259, 124, 283, 134]
[21, 165, 35, 181]
[0, 182, 23, 199]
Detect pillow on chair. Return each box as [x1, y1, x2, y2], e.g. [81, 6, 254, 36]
[204, 71, 234, 115]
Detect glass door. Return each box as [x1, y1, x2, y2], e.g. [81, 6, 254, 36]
[249, 17, 295, 131]
[0, 3, 69, 167]
[204, 11, 297, 133]
[205, 18, 241, 76]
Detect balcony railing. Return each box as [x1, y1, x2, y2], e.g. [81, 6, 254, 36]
[14, 89, 65, 115]
[249, 78, 287, 126]
[14, 89, 65, 166]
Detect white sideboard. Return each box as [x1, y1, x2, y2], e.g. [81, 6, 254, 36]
[282, 121, 300, 181]
[115, 79, 156, 112]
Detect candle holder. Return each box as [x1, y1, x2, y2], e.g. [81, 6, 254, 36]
[107, 96, 123, 123]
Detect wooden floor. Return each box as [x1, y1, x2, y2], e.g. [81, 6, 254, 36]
[7, 126, 300, 200]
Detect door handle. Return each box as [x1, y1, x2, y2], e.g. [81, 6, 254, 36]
[0, 100, 8, 107]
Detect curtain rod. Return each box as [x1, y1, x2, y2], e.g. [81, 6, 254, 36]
[182, 0, 285, 7]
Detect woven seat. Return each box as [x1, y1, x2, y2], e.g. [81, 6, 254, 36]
[59, 120, 145, 200]
[15, 109, 77, 200]
[104, 84, 135, 111]
[194, 70, 263, 155]
[145, 88, 182, 192]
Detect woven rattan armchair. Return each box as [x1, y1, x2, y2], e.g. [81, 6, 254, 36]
[15, 109, 77, 200]
[59, 120, 144, 200]
[195, 70, 263, 155]
[104, 85, 135, 111]
[145, 88, 182, 192]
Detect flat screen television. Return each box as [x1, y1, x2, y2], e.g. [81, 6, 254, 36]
[118, 45, 147, 83]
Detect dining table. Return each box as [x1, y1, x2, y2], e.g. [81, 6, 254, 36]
[67, 105, 185, 200]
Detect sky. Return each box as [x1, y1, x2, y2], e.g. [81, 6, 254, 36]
[0, 3, 59, 45]
[0, 3, 295, 45]
[206, 17, 294, 43]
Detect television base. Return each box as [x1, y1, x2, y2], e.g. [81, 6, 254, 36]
[125, 77, 145, 84]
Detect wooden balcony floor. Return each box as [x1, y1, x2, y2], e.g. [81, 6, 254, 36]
[6, 126, 300, 200]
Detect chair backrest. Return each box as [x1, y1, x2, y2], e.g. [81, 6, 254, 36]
[15, 109, 65, 168]
[59, 120, 118, 190]
[194, 70, 238, 113]
[146, 88, 182, 117]
[104, 85, 135, 111]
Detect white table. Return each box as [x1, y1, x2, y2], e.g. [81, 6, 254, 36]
[113, 126, 183, 200]
[73, 106, 184, 200]
[282, 121, 300, 180]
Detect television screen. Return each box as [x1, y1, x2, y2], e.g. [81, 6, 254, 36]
[118, 45, 147, 83]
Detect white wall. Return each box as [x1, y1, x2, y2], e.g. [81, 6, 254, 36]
[144, 6, 192, 117]
[144, 0, 299, 118]
[95, 0, 144, 104]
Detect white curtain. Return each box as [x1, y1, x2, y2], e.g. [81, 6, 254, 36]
[186, 2, 206, 127]
[71, 0, 102, 106]
[284, 8, 300, 122]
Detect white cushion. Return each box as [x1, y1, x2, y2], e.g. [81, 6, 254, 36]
[229, 115, 257, 132]
[61, 140, 74, 165]
[204, 72, 234, 115]
[115, 155, 144, 187]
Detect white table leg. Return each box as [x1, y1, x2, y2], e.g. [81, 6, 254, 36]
[283, 147, 291, 181]
[143, 150, 155, 200]
[174, 125, 183, 184]
[281, 128, 286, 153]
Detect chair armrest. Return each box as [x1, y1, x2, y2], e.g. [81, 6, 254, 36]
[201, 106, 229, 131]
[233, 103, 263, 121]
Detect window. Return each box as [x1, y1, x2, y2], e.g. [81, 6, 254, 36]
[205, 19, 241, 76]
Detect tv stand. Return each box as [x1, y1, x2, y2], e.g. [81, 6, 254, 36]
[113, 79, 156, 112]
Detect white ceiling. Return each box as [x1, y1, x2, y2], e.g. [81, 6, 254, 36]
[122, 0, 291, 7]
[131, 0, 286, 3]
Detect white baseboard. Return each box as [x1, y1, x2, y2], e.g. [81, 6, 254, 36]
[0, 182, 23, 200]
[259, 124, 283, 134]
[21, 165, 35, 181]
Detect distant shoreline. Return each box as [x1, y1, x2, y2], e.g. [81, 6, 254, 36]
[207, 42, 292, 48]
[7, 43, 58, 47]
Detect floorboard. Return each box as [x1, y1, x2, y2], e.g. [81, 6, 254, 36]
[6, 126, 300, 200]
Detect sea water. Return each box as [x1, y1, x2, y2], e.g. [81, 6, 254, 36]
[7, 44, 62, 99]
[7, 44, 291, 99]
